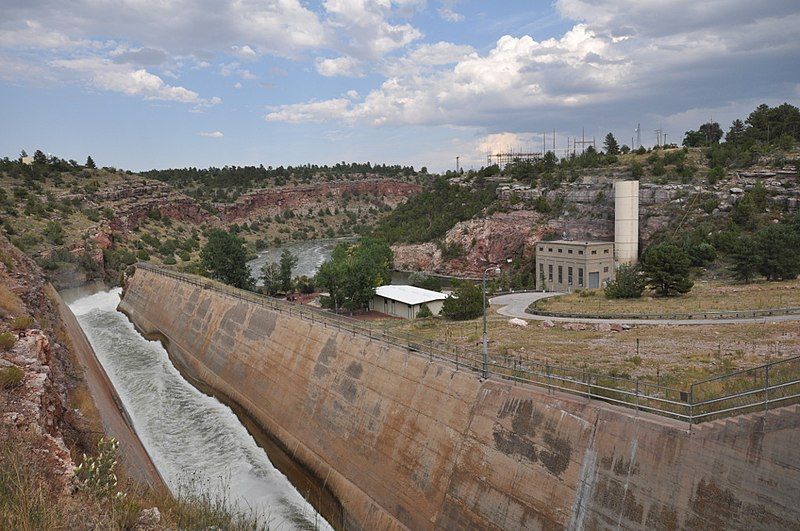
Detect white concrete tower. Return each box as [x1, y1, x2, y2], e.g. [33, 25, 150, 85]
[614, 180, 639, 265]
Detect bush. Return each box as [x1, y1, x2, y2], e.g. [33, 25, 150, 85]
[416, 304, 434, 318]
[0, 365, 23, 388]
[441, 281, 484, 320]
[0, 332, 16, 351]
[604, 265, 646, 299]
[10, 316, 34, 330]
[408, 272, 443, 292]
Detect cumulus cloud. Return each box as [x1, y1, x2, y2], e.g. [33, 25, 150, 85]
[322, 0, 423, 59]
[267, 2, 800, 132]
[51, 56, 220, 105]
[220, 62, 257, 80]
[231, 44, 257, 59]
[199, 131, 224, 138]
[316, 56, 362, 77]
[437, 8, 463, 22]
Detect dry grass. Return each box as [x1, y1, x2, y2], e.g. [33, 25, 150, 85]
[535, 279, 800, 316]
[0, 429, 270, 530]
[0, 282, 25, 317]
[386, 308, 800, 390]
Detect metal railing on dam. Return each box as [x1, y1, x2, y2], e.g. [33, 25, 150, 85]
[134, 263, 800, 424]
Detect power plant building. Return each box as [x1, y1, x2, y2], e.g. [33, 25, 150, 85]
[535, 180, 640, 291]
[536, 241, 615, 291]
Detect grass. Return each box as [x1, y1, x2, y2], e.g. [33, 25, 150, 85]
[0, 365, 23, 388]
[381, 306, 800, 391]
[0, 429, 273, 530]
[534, 279, 800, 316]
[10, 315, 35, 330]
[0, 332, 16, 351]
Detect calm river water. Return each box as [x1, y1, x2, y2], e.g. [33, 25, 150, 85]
[67, 288, 331, 530]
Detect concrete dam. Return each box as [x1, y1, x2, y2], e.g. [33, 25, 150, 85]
[119, 265, 800, 530]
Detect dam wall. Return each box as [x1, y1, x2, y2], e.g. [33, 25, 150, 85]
[119, 267, 800, 530]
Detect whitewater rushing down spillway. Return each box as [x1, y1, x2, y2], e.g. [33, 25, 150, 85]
[68, 288, 331, 530]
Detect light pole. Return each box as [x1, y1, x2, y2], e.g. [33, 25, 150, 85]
[482, 265, 501, 379]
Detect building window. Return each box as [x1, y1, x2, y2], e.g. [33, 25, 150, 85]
[578, 250, 584, 255]
[558, 248, 563, 253]
[539, 246, 543, 251]
[548, 264, 553, 281]
[548, 247, 553, 252]
[591, 250, 597, 255]
[578, 268, 584, 286]
[558, 266, 563, 284]
[568, 267, 573, 285]
[604, 266, 609, 273]
[604, 249, 609, 254]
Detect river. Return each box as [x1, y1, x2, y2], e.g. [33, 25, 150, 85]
[247, 237, 452, 287]
[67, 288, 331, 530]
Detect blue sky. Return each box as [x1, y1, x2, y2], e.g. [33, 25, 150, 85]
[1, 0, 799, 171]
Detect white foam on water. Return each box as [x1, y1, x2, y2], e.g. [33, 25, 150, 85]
[69, 288, 331, 530]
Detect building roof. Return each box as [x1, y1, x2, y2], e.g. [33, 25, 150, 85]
[375, 285, 447, 305]
[541, 240, 613, 246]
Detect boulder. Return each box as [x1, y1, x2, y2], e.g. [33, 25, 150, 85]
[508, 318, 528, 327]
[541, 319, 555, 329]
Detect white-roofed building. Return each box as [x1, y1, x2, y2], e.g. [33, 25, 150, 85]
[370, 285, 447, 319]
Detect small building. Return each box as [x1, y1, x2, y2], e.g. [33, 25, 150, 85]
[536, 240, 615, 291]
[370, 285, 447, 319]
[20, 156, 34, 165]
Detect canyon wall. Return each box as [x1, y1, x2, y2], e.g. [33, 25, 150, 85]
[120, 266, 800, 530]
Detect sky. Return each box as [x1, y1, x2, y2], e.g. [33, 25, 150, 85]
[1, 0, 799, 172]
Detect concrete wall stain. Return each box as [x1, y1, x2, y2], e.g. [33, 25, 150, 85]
[120, 268, 800, 531]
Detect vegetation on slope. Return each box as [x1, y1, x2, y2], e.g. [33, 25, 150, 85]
[374, 176, 497, 244]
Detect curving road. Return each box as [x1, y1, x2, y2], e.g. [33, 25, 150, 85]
[490, 292, 800, 326]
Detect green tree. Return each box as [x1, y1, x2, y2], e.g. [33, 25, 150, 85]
[730, 236, 759, 283]
[33, 149, 47, 165]
[279, 249, 298, 292]
[683, 130, 705, 147]
[441, 280, 484, 320]
[641, 243, 693, 296]
[200, 229, 253, 289]
[755, 224, 800, 281]
[416, 304, 434, 318]
[603, 133, 620, 155]
[85, 156, 96, 169]
[260, 262, 281, 295]
[315, 237, 393, 311]
[731, 194, 756, 229]
[726, 119, 746, 145]
[699, 122, 723, 144]
[604, 264, 645, 299]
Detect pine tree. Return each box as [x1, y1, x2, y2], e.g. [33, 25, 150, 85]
[200, 229, 254, 289]
[730, 236, 759, 283]
[279, 249, 298, 292]
[603, 133, 620, 155]
[85, 155, 96, 169]
[641, 243, 693, 296]
[726, 119, 746, 145]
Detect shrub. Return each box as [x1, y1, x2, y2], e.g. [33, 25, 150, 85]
[0, 332, 16, 351]
[0, 365, 23, 388]
[604, 264, 646, 299]
[416, 304, 434, 318]
[74, 437, 121, 499]
[10, 316, 34, 330]
[441, 281, 484, 320]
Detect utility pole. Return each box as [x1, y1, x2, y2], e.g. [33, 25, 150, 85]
[456, 156, 460, 173]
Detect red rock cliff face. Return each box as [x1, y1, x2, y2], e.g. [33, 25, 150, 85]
[217, 179, 422, 221]
[392, 210, 553, 277]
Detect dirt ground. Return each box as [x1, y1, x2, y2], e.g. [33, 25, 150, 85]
[382, 306, 800, 390]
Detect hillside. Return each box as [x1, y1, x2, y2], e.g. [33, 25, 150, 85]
[0, 158, 424, 288]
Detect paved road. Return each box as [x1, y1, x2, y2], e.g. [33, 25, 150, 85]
[490, 292, 800, 326]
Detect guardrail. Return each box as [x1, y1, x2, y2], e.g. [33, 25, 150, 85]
[527, 303, 800, 321]
[133, 263, 800, 424]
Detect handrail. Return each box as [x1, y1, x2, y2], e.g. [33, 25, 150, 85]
[131, 263, 800, 425]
